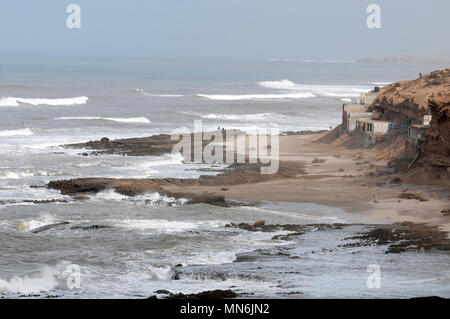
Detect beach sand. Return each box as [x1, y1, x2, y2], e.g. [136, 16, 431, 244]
[163, 132, 450, 232]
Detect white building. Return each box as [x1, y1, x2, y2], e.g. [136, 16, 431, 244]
[356, 119, 393, 147]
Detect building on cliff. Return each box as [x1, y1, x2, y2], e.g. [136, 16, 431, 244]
[342, 91, 380, 134]
[355, 119, 394, 147]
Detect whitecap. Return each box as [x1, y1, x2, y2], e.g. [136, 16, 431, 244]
[0, 267, 58, 294]
[197, 93, 315, 101]
[0, 128, 34, 137]
[257, 80, 372, 97]
[200, 112, 289, 121]
[55, 116, 151, 124]
[0, 96, 88, 107]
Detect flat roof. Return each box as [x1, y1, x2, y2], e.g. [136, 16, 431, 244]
[357, 119, 392, 125]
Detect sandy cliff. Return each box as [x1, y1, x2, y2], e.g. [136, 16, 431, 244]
[370, 68, 450, 123]
[405, 93, 450, 186]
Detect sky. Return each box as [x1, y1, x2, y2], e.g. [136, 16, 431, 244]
[1, 0, 449, 60]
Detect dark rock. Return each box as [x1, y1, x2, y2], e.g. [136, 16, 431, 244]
[73, 196, 90, 201]
[390, 177, 403, 184]
[164, 290, 238, 299]
[312, 158, 327, 164]
[253, 220, 265, 227]
[399, 192, 428, 201]
[186, 194, 229, 207]
[342, 221, 450, 253]
[154, 290, 171, 295]
[48, 178, 163, 196]
[30, 222, 69, 234]
[70, 224, 111, 231]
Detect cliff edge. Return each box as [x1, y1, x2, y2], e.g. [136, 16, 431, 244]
[370, 69, 450, 123]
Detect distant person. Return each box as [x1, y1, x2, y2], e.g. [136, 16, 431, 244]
[419, 73, 422, 77]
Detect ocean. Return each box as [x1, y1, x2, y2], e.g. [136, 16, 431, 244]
[0, 56, 449, 298]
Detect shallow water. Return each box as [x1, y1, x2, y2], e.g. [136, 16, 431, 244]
[1, 198, 449, 298]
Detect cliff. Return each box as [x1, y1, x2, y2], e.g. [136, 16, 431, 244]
[404, 93, 450, 186]
[370, 68, 450, 123]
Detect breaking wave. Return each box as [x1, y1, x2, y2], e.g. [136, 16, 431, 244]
[55, 117, 151, 124]
[197, 93, 315, 101]
[93, 189, 188, 207]
[0, 128, 34, 137]
[257, 79, 371, 97]
[0, 267, 58, 294]
[200, 112, 289, 121]
[0, 96, 88, 107]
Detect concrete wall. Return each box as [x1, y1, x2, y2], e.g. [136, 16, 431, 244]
[372, 121, 391, 134]
[359, 92, 378, 106]
[346, 112, 372, 133]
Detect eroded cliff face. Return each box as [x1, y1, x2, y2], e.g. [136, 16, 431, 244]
[370, 68, 450, 123]
[405, 93, 450, 186]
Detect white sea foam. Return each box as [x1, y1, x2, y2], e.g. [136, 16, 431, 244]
[0, 96, 88, 107]
[197, 80, 371, 101]
[0, 267, 58, 294]
[93, 189, 188, 207]
[55, 116, 151, 124]
[197, 93, 315, 101]
[17, 213, 59, 232]
[200, 112, 288, 121]
[117, 219, 201, 233]
[143, 153, 185, 167]
[257, 79, 371, 97]
[0, 128, 34, 137]
[142, 266, 172, 280]
[258, 79, 296, 90]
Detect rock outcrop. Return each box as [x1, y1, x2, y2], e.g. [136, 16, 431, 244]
[66, 135, 179, 156]
[48, 178, 163, 196]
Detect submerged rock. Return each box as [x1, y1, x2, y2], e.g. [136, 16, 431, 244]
[225, 222, 344, 233]
[342, 221, 450, 253]
[164, 289, 238, 299]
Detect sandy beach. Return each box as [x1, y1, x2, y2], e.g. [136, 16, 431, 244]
[160, 132, 450, 232]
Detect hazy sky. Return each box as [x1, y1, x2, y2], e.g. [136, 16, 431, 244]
[1, 0, 449, 59]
